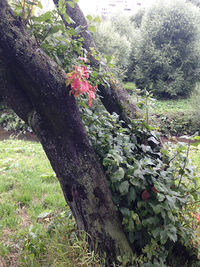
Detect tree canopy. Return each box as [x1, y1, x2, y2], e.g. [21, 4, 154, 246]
[131, 0, 200, 98]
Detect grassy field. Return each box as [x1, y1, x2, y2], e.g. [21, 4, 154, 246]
[123, 82, 200, 136]
[123, 82, 195, 115]
[152, 98, 194, 115]
[0, 139, 101, 267]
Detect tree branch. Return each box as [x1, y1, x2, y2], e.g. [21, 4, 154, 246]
[53, 0, 142, 123]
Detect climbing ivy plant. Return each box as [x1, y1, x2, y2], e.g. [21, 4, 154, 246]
[78, 96, 199, 266]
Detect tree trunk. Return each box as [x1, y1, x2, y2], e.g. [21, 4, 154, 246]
[0, 0, 134, 263]
[53, 0, 142, 123]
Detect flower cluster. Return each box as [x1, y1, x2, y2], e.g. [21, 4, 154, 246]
[66, 65, 97, 107]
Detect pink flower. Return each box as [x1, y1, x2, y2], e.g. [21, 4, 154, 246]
[71, 78, 81, 90]
[88, 90, 96, 107]
[66, 65, 96, 107]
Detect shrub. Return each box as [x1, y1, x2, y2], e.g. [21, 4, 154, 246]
[154, 112, 200, 136]
[131, 0, 200, 98]
[93, 16, 133, 81]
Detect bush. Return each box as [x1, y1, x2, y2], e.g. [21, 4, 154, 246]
[93, 15, 133, 81]
[154, 112, 200, 136]
[131, 0, 200, 98]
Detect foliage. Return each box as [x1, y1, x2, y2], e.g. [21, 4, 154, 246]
[0, 108, 31, 133]
[78, 96, 200, 266]
[187, 0, 200, 7]
[131, 8, 146, 29]
[93, 16, 133, 81]
[123, 82, 137, 95]
[154, 112, 200, 136]
[150, 90, 200, 136]
[130, 0, 200, 98]
[10, 0, 89, 74]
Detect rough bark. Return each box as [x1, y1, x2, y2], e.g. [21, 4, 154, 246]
[53, 0, 142, 123]
[0, 0, 134, 262]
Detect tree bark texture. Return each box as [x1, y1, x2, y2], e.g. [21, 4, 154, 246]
[0, 0, 134, 262]
[53, 0, 142, 123]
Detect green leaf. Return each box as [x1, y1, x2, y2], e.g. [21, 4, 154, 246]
[120, 207, 130, 217]
[63, 13, 71, 24]
[160, 230, 168, 245]
[152, 227, 161, 239]
[26, 1, 37, 5]
[151, 204, 162, 214]
[103, 158, 115, 166]
[168, 232, 177, 242]
[128, 187, 136, 203]
[94, 16, 101, 23]
[129, 177, 141, 187]
[166, 195, 176, 210]
[88, 26, 96, 33]
[86, 15, 93, 21]
[111, 167, 125, 181]
[37, 1, 43, 9]
[118, 181, 129, 195]
[67, 1, 75, 8]
[148, 136, 160, 145]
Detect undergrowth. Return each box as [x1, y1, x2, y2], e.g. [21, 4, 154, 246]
[79, 96, 200, 266]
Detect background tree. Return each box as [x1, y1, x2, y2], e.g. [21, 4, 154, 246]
[93, 16, 132, 81]
[130, 0, 200, 98]
[187, 0, 200, 7]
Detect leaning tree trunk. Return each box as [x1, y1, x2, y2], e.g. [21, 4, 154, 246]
[0, 0, 134, 263]
[53, 0, 142, 123]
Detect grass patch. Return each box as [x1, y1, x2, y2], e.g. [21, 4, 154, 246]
[152, 98, 194, 115]
[123, 82, 200, 135]
[0, 139, 102, 266]
[123, 82, 136, 91]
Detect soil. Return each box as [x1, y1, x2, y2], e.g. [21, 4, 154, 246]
[0, 127, 193, 144]
[0, 128, 38, 142]
[161, 136, 196, 144]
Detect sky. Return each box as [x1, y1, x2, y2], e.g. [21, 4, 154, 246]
[43, 0, 157, 15]
[79, 0, 158, 15]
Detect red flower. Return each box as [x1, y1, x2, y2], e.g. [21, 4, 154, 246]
[142, 190, 150, 200]
[66, 65, 96, 107]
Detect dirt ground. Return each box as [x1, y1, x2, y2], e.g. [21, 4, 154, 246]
[0, 128, 38, 142]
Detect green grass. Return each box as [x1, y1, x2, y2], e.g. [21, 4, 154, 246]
[0, 139, 102, 266]
[152, 98, 194, 115]
[123, 82, 195, 115]
[123, 82, 136, 91]
[190, 147, 200, 176]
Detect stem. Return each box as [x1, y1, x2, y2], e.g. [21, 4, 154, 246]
[178, 140, 191, 188]
[145, 92, 149, 125]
